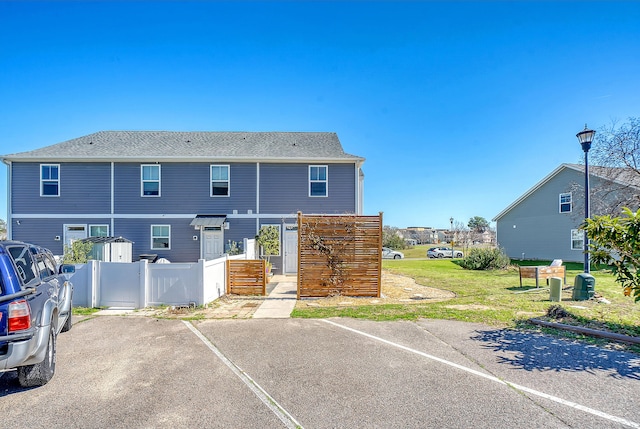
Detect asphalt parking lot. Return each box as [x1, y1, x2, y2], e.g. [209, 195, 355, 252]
[1, 316, 639, 429]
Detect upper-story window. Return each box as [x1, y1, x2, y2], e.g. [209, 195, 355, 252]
[41, 164, 60, 196]
[210, 165, 230, 197]
[559, 192, 572, 213]
[141, 165, 161, 197]
[309, 165, 328, 197]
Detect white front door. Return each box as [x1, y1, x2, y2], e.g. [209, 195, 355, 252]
[202, 227, 224, 260]
[284, 225, 298, 274]
[64, 224, 87, 249]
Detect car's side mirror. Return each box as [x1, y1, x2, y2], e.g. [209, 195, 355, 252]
[59, 264, 76, 274]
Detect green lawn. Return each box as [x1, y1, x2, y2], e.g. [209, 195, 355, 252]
[292, 252, 640, 349]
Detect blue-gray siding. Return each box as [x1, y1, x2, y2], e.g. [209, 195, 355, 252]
[9, 160, 358, 263]
[259, 163, 356, 214]
[114, 162, 257, 214]
[12, 163, 111, 214]
[113, 218, 199, 262]
[11, 216, 260, 263]
[496, 168, 601, 262]
[11, 161, 356, 216]
[11, 217, 112, 255]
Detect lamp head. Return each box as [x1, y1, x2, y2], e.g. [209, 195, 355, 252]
[576, 124, 595, 153]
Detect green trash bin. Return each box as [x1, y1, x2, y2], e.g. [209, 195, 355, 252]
[549, 277, 562, 302]
[573, 273, 595, 301]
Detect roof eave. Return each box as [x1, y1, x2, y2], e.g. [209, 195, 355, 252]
[1, 155, 366, 163]
[493, 164, 576, 222]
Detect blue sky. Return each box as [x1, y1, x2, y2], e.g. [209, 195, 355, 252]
[1, 1, 639, 229]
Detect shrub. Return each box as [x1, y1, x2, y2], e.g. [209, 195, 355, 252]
[459, 247, 511, 270]
[63, 240, 93, 264]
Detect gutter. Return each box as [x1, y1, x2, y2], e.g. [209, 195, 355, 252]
[529, 318, 640, 345]
[1, 156, 366, 163]
[3, 159, 10, 239]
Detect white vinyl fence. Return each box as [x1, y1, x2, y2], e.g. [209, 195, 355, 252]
[70, 238, 256, 309]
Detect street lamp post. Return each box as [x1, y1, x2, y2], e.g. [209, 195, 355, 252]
[449, 217, 454, 252]
[576, 125, 596, 274]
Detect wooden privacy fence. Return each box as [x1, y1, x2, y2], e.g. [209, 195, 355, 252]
[226, 259, 266, 295]
[297, 212, 382, 298]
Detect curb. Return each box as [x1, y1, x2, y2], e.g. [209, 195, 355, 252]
[529, 318, 640, 345]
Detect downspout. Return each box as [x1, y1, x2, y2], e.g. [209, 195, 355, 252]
[256, 162, 260, 233]
[4, 160, 11, 239]
[110, 162, 115, 235]
[356, 160, 364, 215]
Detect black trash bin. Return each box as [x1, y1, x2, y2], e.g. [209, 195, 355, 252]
[572, 273, 595, 301]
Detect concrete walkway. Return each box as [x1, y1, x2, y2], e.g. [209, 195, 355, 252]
[252, 275, 297, 319]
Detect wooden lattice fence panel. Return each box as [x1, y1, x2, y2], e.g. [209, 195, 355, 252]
[297, 212, 382, 298]
[226, 259, 266, 296]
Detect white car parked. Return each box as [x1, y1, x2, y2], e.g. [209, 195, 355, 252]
[382, 247, 404, 259]
[427, 247, 463, 258]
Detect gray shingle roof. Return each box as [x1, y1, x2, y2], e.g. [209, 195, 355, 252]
[565, 163, 640, 187]
[2, 131, 364, 162]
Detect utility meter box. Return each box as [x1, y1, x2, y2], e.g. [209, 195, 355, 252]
[572, 273, 595, 301]
[549, 277, 562, 302]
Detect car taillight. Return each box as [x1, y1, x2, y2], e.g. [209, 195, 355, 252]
[8, 299, 31, 332]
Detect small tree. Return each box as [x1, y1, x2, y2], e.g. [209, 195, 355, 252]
[382, 225, 406, 249]
[256, 225, 280, 266]
[468, 216, 490, 233]
[576, 117, 640, 216]
[63, 240, 93, 264]
[226, 240, 243, 255]
[583, 207, 640, 301]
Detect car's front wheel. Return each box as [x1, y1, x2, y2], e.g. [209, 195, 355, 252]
[18, 325, 56, 387]
[437, 254, 444, 258]
[393, 254, 401, 259]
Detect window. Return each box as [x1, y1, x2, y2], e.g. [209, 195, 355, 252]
[41, 164, 60, 196]
[210, 165, 230, 196]
[89, 225, 109, 237]
[309, 165, 328, 197]
[571, 229, 583, 250]
[559, 193, 572, 213]
[151, 225, 170, 249]
[141, 165, 161, 196]
[36, 253, 57, 280]
[7, 245, 37, 284]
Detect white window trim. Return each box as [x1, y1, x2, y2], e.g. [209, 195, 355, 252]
[570, 228, 583, 250]
[40, 163, 60, 197]
[210, 164, 230, 197]
[141, 164, 161, 197]
[259, 224, 281, 257]
[559, 192, 572, 213]
[309, 165, 328, 197]
[89, 224, 110, 237]
[151, 224, 171, 250]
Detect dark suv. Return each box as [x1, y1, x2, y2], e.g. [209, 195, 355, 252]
[0, 241, 74, 387]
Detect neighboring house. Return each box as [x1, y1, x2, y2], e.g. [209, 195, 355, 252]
[2, 131, 365, 274]
[493, 163, 640, 262]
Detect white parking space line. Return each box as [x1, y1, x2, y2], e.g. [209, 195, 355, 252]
[322, 319, 640, 429]
[183, 321, 304, 429]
